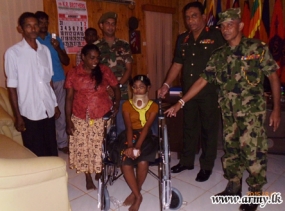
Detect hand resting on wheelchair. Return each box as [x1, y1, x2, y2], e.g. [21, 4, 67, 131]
[102, 109, 115, 121]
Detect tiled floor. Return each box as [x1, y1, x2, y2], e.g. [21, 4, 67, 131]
[59, 150, 285, 211]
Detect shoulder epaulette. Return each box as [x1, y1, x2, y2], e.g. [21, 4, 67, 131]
[93, 39, 103, 45]
[117, 38, 129, 44]
[212, 44, 226, 53]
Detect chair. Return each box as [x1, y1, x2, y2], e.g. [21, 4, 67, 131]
[0, 87, 22, 145]
[0, 134, 70, 211]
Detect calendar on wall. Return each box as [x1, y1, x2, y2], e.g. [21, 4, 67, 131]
[56, 0, 88, 54]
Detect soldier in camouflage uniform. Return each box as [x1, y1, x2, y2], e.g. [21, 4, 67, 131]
[95, 12, 133, 134]
[95, 12, 133, 100]
[165, 8, 281, 211]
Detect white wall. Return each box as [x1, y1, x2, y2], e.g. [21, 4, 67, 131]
[0, 0, 43, 87]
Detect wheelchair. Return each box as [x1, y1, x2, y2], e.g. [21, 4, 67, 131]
[98, 99, 183, 211]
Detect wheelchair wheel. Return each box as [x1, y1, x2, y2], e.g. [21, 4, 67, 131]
[158, 163, 163, 211]
[169, 187, 183, 210]
[108, 165, 115, 185]
[101, 187, 110, 211]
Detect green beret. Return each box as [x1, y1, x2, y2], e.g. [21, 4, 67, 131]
[98, 12, 117, 24]
[217, 8, 241, 25]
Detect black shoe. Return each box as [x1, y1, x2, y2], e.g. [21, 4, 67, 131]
[239, 187, 261, 211]
[216, 180, 242, 197]
[239, 204, 259, 211]
[171, 163, 194, 173]
[195, 169, 212, 182]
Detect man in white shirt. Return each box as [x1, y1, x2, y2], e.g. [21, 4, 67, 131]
[5, 12, 60, 156]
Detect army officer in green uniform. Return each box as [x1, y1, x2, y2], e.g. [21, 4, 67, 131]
[158, 1, 225, 182]
[165, 8, 280, 211]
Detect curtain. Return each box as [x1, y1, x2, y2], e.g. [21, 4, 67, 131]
[145, 11, 173, 99]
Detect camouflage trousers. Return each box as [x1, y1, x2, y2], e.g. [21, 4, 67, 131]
[222, 111, 267, 188]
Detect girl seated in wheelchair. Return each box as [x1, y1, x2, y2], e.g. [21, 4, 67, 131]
[120, 75, 158, 211]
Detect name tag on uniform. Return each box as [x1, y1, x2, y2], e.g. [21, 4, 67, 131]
[241, 54, 261, 60]
[200, 39, 214, 44]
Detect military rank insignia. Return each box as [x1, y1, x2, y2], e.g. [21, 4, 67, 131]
[200, 39, 214, 44]
[241, 54, 261, 60]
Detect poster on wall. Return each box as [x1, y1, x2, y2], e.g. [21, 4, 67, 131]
[56, 0, 88, 54]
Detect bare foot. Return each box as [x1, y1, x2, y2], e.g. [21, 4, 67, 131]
[123, 193, 135, 206]
[86, 179, 97, 190]
[129, 194, 142, 211]
[85, 173, 96, 190]
[95, 173, 101, 181]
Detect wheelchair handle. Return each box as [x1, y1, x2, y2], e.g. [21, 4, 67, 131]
[103, 110, 114, 121]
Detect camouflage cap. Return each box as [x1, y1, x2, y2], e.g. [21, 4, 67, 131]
[98, 12, 117, 24]
[217, 8, 241, 25]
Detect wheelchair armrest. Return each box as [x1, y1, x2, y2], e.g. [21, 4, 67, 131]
[157, 98, 164, 119]
[158, 110, 164, 119]
[103, 110, 114, 121]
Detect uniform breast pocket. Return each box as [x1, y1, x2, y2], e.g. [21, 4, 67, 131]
[241, 59, 261, 86]
[215, 63, 229, 85]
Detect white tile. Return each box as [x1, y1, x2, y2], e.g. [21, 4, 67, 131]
[175, 167, 224, 191]
[141, 171, 159, 191]
[66, 166, 80, 179]
[263, 171, 280, 190]
[208, 178, 229, 195]
[113, 192, 182, 211]
[89, 174, 150, 210]
[212, 157, 224, 175]
[186, 190, 283, 211]
[170, 155, 180, 170]
[86, 186, 99, 201]
[267, 157, 285, 175]
[70, 194, 99, 211]
[113, 192, 159, 211]
[149, 178, 206, 204]
[194, 151, 202, 166]
[217, 150, 225, 158]
[137, 192, 160, 211]
[266, 175, 285, 195]
[257, 204, 285, 211]
[267, 154, 285, 162]
[89, 178, 127, 210]
[170, 151, 180, 160]
[170, 168, 196, 179]
[148, 165, 159, 176]
[65, 148, 285, 211]
[68, 183, 85, 201]
[68, 172, 97, 193]
[184, 191, 240, 211]
[209, 170, 282, 197]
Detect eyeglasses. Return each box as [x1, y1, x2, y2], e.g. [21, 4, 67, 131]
[132, 86, 146, 90]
